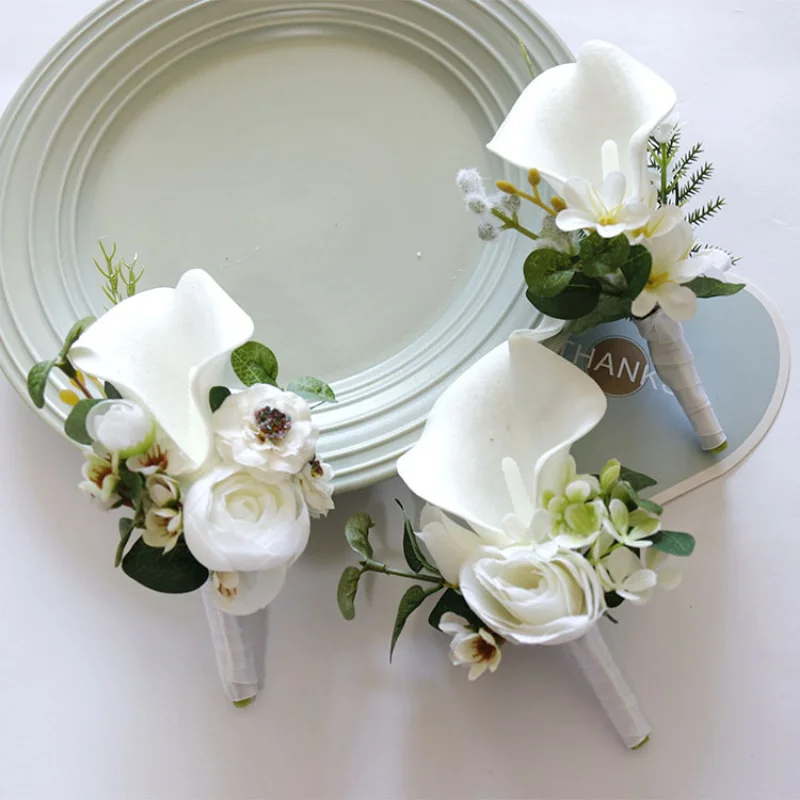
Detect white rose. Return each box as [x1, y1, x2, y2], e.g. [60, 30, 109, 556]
[208, 569, 288, 616]
[459, 546, 606, 645]
[297, 457, 335, 518]
[212, 385, 317, 479]
[86, 399, 155, 458]
[183, 465, 310, 572]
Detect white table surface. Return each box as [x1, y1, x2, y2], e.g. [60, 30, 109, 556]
[1, 1, 798, 798]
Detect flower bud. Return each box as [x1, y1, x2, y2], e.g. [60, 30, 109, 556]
[465, 193, 488, 214]
[527, 168, 542, 187]
[86, 399, 156, 459]
[495, 180, 517, 195]
[551, 196, 568, 212]
[477, 222, 500, 242]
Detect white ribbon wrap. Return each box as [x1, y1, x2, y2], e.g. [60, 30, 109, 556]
[634, 309, 726, 451]
[566, 625, 651, 749]
[201, 584, 266, 704]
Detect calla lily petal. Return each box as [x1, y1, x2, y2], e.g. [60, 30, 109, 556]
[487, 40, 676, 198]
[397, 331, 607, 535]
[71, 270, 254, 472]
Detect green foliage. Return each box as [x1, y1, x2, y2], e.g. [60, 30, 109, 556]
[121, 536, 209, 594]
[523, 249, 574, 297]
[569, 295, 630, 336]
[209, 386, 232, 413]
[619, 467, 658, 492]
[286, 377, 337, 404]
[345, 512, 374, 560]
[64, 399, 103, 445]
[687, 197, 726, 226]
[620, 245, 653, 299]
[115, 518, 135, 568]
[428, 588, 484, 633]
[676, 163, 714, 205]
[337, 566, 362, 620]
[390, 585, 439, 661]
[104, 382, 122, 399]
[231, 341, 279, 387]
[27, 360, 55, 409]
[61, 317, 95, 357]
[397, 502, 439, 575]
[578, 233, 630, 277]
[526, 273, 601, 320]
[605, 591, 625, 609]
[650, 530, 696, 556]
[94, 241, 143, 307]
[613, 480, 663, 516]
[667, 142, 703, 191]
[685, 276, 745, 298]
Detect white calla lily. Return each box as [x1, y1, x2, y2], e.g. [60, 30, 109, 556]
[487, 40, 676, 199]
[71, 270, 254, 472]
[397, 331, 607, 538]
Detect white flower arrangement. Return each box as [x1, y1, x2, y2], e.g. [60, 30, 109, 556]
[459, 40, 744, 452]
[338, 332, 694, 749]
[27, 257, 335, 705]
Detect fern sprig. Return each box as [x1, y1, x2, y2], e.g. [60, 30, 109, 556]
[677, 163, 714, 205]
[668, 142, 704, 192]
[687, 197, 726, 226]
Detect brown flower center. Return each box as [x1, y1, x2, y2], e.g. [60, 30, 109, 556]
[310, 458, 324, 478]
[472, 635, 498, 664]
[91, 464, 113, 489]
[254, 406, 292, 443]
[138, 445, 168, 472]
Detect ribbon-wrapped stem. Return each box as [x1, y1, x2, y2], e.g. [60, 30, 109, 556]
[201, 583, 266, 706]
[634, 309, 726, 451]
[567, 625, 651, 749]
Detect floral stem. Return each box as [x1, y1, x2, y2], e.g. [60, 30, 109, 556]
[57, 358, 93, 399]
[659, 143, 669, 206]
[362, 560, 449, 587]
[491, 209, 539, 241]
[514, 186, 558, 216]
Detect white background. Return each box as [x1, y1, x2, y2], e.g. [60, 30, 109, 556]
[1, 1, 798, 798]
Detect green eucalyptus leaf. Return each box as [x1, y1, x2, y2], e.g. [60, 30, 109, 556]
[526, 273, 601, 320]
[523, 248, 574, 297]
[60, 316, 96, 358]
[428, 588, 484, 633]
[121, 536, 209, 594]
[650, 530, 696, 556]
[119, 469, 145, 510]
[579, 232, 630, 276]
[64, 399, 103, 445]
[104, 382, 123, 400]
[231, 342, 279, 387]
[390, 585, 438, 661]
[569, 294, 631, 336]
[209, 386, 232, 413]
[613, 480, 663, 515]
[396, 501, 439, 575]
[684, 276, 746, 298]
[345, 512, 374, 560]
[621, 245, 653, 299]
[337, 566, 362, 621]
[619, 466, 658, 492]
[115, 518, 135, 568]
[286, 377, 337, 404]
[605, 591, 625, 609]
[27, 360, 55, 409]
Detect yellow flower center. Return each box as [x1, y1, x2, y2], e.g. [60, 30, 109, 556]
[647, 271, 672, 290]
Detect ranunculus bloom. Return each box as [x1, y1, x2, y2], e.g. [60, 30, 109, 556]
[459, 546, 605, 645]
[213, 385, 318, 480]
[86, 399, 155, 458]
[182, 466, 309, 573]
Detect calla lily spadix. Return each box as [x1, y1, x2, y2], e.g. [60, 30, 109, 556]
[487, 40, 676, 199]
[397, 330, 607, 538]
[70, 270, 254, 472]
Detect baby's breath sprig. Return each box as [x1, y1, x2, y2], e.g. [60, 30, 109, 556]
[95, 240, 144, 308]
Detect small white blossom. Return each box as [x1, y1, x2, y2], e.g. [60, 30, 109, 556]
[78, 451, 120, 509]
[596, 546, 658, 605]
[477, 222, 500, 242]
[557, 172, 651, 239]
[297, 457, 334, 519]
[211, 571, 240, 607]
[603, 499, 659, 548]
[652, 111, 681, 144]
[494, 192, 521, 215]
[439, 612, 502, 681]
[146, 473, 181, 508]
[456, 168, 483, 195]
[143, 506, 183, 552]
[465, 192, 489, 214]
[641, 547, 682, 591]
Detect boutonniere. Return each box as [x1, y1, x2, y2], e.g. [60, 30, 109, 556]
[28, 246, 336, 705]
[459, 40, 743, 451]
[338, 331, 694, 748]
